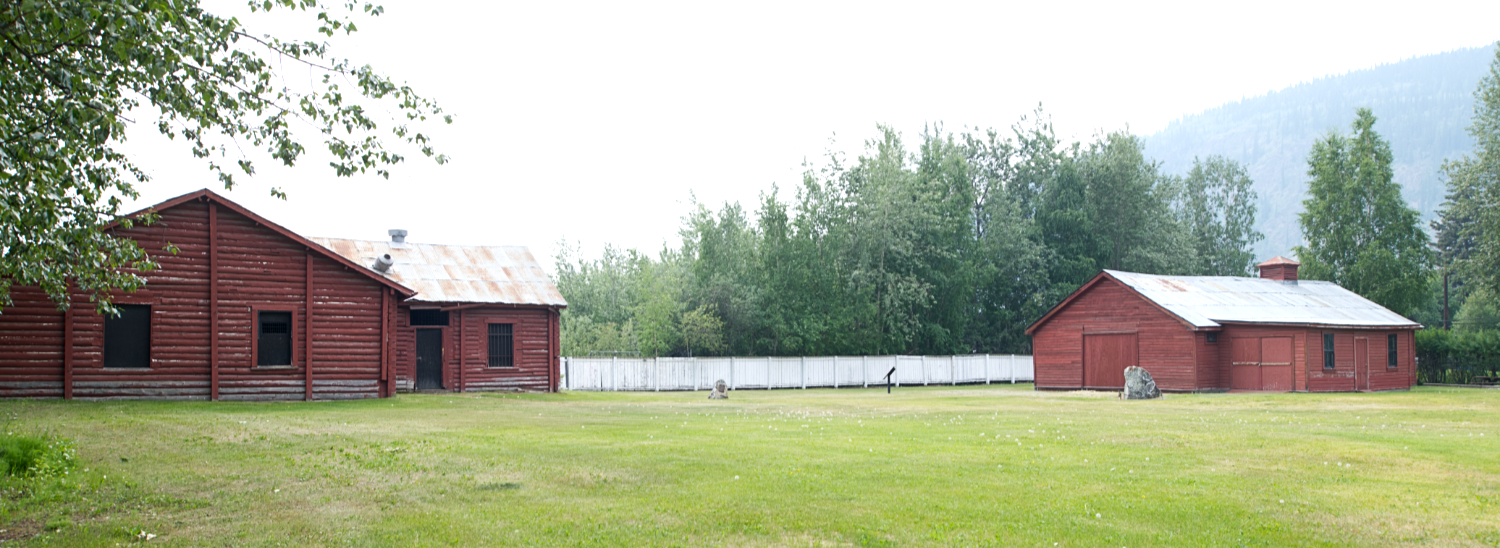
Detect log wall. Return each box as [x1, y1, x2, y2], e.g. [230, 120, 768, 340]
[390, 305, 559, 392]
[0, 197, 397, 400]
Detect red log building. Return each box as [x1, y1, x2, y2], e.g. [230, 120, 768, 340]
[1026, 258, 1420, 393]
[0, 189, 565, 400]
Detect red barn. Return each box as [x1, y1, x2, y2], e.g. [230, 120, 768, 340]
[312, 234, 567, 393]
[1025, 258, 1420, 393]
[0, 189, 565, 400]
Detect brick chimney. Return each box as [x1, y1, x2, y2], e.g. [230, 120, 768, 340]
[1257, 256, 1300, 282]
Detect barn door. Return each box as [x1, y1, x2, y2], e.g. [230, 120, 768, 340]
[1230, 338, 1261, 390]
[1260, 337, 1294, 391]
[416, 329, 444, 390]
[1354, 337, 1369, 391]
[1083, 333, 1135, 389]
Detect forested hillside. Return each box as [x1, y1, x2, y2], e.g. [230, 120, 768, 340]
[1144, 45, 1496, 259]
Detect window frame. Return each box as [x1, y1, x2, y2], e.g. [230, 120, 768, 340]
[251, 306, 299, 369]
[409, 309, 450, 327]
[102, 303, 154, 369]
[1387, 333, 1398, 369]
[1205, 332, 1218, 343]
[1322, 333, 1336, 370]
[487, 322, 515, 368]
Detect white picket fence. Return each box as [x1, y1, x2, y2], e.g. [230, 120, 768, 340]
[561, 354, 1032, 391]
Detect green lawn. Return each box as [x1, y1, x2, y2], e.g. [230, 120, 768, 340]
[1, 385, 1497, 547]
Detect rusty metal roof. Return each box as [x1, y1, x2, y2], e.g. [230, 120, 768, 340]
[1106, 270, 1419, 329]
[309, 237, 566, 307]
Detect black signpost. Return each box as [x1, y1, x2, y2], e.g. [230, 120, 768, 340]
[884, 367, 897, 394]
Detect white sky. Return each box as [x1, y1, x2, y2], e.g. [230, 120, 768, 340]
[120, 0, 1500, 271]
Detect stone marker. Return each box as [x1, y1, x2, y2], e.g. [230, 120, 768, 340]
[709, 379, 729, 400]
[1122, 366, 1161, 400]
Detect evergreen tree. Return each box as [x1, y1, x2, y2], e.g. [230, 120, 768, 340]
[1442, 44, 1500, 306]
[1295, 108, 1433, 317]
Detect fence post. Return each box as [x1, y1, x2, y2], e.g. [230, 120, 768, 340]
[1010, 354, 1016, 384]
[730, 356, 735, 391]
[862, 356, 868, 388]
[767, 357, 773, 390]
[951, 355, 957, 385]
[654, 357, 660, 392]
[610, 356, 616, 391]
[801, 356, 806, 389]
[833, 356, 839, 389]
[896, 357, 901, 388]
[984, 354, 990, 385]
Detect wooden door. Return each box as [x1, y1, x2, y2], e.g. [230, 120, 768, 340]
[1083, 333, 1135, 389]
[1230, 338, 1260, 390]
[416, 329, 444, 390]
[1354, 337, 1369, 391]
[1260, 337, 1294, 391]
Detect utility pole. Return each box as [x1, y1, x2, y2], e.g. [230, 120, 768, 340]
[1443, 269, 1450, 330]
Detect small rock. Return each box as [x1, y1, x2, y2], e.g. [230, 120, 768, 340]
[708, 379, 729, 400]
[1121, 366, 1161, 400]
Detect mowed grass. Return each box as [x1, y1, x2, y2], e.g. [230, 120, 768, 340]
[2, 385, 1498, 547]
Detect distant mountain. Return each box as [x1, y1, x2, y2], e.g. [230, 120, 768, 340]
[1144, 45, 1496, 260]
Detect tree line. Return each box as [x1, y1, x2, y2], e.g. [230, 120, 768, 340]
[556, 111, 1263, 357]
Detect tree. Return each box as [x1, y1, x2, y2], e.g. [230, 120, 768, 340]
[1, 0, 448, 313]
[1441, 44, 1500, 308]
[678, 304, 726, 356]
[1179, 156, 1263, 276]
[1295, 108, 1433, 317]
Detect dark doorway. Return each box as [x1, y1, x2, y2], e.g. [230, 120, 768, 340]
[416, 329, 444, 390]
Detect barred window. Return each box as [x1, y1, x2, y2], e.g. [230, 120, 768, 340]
[257, 311, 293, 366]
[1387, 334, 1398, 368]
[488, 323, 514, 367]
[1323, 333, 1335, 370]
[103, 304, 151, 368]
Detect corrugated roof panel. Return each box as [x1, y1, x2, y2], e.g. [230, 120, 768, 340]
[308, 237, 567, 307]
[1105, 270, 1417, 328]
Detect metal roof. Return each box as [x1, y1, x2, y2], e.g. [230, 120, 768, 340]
[1104, 270, 1419, 329]
[310, 238, 566, 306]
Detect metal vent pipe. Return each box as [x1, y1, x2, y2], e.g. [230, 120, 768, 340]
[372, 253, 394, 272]
[388, 229, 408, 243]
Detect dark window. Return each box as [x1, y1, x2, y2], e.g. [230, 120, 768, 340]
[410, 309, 449, 326]
[1323, 333, 1336, 369]
[257, 311, 293, 366]
[103, 304, 151, 368]
[488, 323, 513, 367]
[1388, 334, 1398, 368]
[1206, 332, 1218, 343]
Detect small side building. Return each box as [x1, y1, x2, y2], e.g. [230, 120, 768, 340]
[1025, 258, 1420, 393]
[312, 232, 566, 393]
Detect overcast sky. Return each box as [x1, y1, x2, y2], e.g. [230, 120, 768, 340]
[119, 0, 1500, 270]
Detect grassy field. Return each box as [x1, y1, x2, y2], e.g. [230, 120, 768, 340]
[0, 384, 1497, 547]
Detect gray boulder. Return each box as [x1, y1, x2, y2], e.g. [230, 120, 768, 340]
[708, 379, 729, 400]
[1122, 366, 1161, 399]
